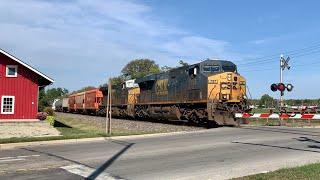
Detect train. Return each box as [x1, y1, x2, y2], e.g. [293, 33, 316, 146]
[55, 59, 249, 126]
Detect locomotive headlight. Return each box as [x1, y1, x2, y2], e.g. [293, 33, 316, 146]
[221, 83, 228, 88]
[227, 74, 232, 81]
[240, 81, 246, 85]
[243, 95, 247, 99]
[222, 94, 227, 99]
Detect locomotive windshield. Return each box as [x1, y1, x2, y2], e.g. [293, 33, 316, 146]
[222, 65, 236, 72]
[202, 65, 220, 73]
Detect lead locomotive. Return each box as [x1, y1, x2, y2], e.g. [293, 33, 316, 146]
[100, 59, 248, 126]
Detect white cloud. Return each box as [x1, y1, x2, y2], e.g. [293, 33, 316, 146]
[0, 0, 237, 91]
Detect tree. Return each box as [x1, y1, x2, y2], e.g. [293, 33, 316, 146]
[38, 87, 69, 111]
[161, 65, 172, 72]
[38, 89, 48, 112]
[72, 86, 96, 94]
[179, 60, 189, 66]
[259, 94, 274, 108]
[161, 60, 189, 72]
[121, 59, 161, 79]
[293, 99, 302, 105]
[110, 75, 125, 86]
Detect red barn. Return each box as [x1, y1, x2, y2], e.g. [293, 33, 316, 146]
[0, 49, 54, 121]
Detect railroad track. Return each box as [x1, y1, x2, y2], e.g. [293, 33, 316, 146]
[55, 112, 206, 133]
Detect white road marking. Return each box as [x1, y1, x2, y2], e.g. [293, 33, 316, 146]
[17, 155, 40, 158]
[0, 156, 15, 160]
[17, 156, 29, 158]
[61, 164, 122, 180]
[0, 154, 40, 163]
[0, 158, 25, 162]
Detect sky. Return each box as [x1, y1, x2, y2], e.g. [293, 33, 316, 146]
[1, 0, 320, 99]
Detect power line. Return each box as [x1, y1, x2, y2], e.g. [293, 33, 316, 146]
[236, 41, 320, 66]
[240, 47, 320, 67]
[240, 60, 320, 73]
[239, 49, 320, 71]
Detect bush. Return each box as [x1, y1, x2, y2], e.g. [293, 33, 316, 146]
[44, 107, 55, 116]
[46, 116, 55, 126]
[37, 112, 47, 121]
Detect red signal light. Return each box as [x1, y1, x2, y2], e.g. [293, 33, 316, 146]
[271, 84, 278, 92]
[277, 83, 286, 92]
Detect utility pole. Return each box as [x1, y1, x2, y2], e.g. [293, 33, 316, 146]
[106, 79, 112, 135]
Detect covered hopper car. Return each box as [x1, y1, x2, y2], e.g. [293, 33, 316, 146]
[67, 89, 103, 114]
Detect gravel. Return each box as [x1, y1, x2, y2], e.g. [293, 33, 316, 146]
[0, 122, 61, 139]
[55, 112, 205, 134]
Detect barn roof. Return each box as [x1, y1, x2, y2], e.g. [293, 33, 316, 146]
[0, 49, 54, 85]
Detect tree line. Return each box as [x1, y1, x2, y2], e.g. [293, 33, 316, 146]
[250, 94, 320, 108]
[110, 59, 188, 85]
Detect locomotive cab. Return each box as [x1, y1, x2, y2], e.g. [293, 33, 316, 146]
[200, 60, 237, 75]
[187, 59, 246, 104]
[202, 60, 247, 125]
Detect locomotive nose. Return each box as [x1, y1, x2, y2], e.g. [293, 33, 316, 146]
[207, 72, 245, 103]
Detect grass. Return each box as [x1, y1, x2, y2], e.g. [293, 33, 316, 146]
[251, 108, 271, 114]
[235, 163, 320, 180]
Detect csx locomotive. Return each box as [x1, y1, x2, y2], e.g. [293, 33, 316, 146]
[98, 59, 248, 126]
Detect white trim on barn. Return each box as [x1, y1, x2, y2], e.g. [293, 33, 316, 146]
[0, 49, 54, 83]
[1, 96, 15, 114]
[6, 65, 18, 77]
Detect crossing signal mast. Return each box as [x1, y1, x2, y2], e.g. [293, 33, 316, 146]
[270, 55, 293, 108]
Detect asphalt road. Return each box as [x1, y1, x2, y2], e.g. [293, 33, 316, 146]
[1, 126, 320, 180]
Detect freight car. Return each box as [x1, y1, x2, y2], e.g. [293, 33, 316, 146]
[100, 59, 248, 126]
[62, 98, 69, 112]
[68, 89, 103, 114]
[52, 99, 62, 111]
[53, 98, 69, 112]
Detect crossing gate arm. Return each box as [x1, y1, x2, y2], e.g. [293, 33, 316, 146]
[235, 113, 320, 120]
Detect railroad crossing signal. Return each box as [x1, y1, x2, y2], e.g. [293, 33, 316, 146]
[270, 55, 294, 106]
[278, 55, 293, 107]
[270, 83, 294, 92]
[281, 56, 290, 70]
